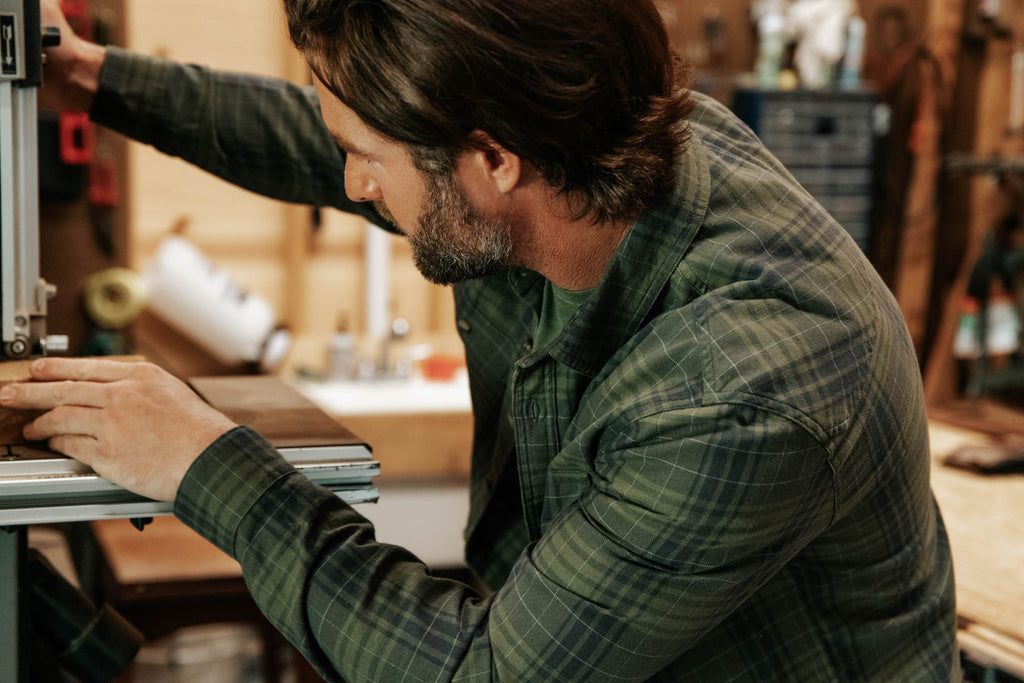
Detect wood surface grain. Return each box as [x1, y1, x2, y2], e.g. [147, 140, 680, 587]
[188, 375, 366, 448]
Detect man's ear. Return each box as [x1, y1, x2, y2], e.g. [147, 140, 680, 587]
[464, 130, 521, 195]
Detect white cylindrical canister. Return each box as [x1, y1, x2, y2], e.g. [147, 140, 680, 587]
[142, 235, 286, 368]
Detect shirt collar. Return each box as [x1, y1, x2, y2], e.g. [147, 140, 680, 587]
[537, 132, 711, 377]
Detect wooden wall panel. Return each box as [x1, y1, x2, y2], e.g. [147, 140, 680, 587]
[303, 255, 365, 338]
[125, 0, 286, 73]
[657, 2, 755, 69]
[124, 0, 292, 255]
[128, 156, 286, 257]
[392, 255, 441, 340]
[302, 209, 366, 341]
[316, 209, 366, 254]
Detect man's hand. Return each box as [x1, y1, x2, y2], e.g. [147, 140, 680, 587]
[0, 358, 237, 502]
[38, 0, 106, 112]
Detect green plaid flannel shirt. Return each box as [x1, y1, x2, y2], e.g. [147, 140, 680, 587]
[92, 47, 958, 681]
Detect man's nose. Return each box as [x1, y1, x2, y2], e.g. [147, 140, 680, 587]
[344, 158, 382, 202]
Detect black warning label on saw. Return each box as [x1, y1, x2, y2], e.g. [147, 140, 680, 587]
[1, 14, 17, 77]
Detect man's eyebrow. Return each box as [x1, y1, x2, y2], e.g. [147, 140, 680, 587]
[330, 131, 372, 158]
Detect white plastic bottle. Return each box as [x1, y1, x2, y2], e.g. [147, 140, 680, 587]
[839, 16, 866, 90]
[756, 1, 786, 89]
[141, 235, 291, 371]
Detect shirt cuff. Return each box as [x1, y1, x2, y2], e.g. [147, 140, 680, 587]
[174, 425, 295, 557]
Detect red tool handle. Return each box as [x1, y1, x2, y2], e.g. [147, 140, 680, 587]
[58, 111, 94, 165]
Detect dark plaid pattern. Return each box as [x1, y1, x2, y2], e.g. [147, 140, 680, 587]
[94, 48, 958, 681]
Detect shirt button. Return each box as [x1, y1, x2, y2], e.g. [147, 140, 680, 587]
[527, 400, 541, 421]
[457, 319, 471, 333]
[736, 405, 755, 426]
[524, 338, 533, 352]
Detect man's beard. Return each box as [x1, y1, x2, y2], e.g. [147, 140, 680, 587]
[375, 171, 514, 286]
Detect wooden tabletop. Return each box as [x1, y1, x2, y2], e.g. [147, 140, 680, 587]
[90, 515, 241, 586]
[928, 421, 1024, 675]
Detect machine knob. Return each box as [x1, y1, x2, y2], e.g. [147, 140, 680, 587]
[41, 335, 70, 355]
[41, 26, 61, 48]
[3, 337, 31, 359]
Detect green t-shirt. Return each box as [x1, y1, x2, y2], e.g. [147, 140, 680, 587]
[534, 280, 594, 349]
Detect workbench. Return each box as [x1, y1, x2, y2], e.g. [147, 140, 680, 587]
[929, 420, 1024, 678]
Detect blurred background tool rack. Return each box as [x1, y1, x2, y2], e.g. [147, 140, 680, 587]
[731, 86, 881, 252]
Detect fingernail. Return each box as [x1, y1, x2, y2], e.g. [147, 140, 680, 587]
[0, 386, 14, 404]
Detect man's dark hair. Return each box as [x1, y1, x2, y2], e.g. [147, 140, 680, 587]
[285, 0, 694, 224]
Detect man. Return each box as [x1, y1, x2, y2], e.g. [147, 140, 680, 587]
[2, 1, 958, 680]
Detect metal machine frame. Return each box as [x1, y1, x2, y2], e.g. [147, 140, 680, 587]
[0, 4, 378, 678]
[2, 3, 50, 677]
[1, 0, 59, 362]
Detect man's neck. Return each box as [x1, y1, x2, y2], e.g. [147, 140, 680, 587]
[511, 188, 634, 291]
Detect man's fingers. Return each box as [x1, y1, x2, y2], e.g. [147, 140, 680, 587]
[24, 405, 104, 441]
[0, 379, 109, 410]
[45, 433, 99, 466]
[29, 357, 138, 383]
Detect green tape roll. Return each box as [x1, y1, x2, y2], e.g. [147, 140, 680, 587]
[81, 268, 148, 329]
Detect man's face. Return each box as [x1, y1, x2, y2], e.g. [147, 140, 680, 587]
[406, 167, 513, 285]
[314, 77, 514, 285]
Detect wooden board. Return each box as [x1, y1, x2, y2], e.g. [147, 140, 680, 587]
[0, 365, 367, 451]
[0, 360, 46, 446]
[188, 375, 367, 449]
[929, 421, 1024, 653]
